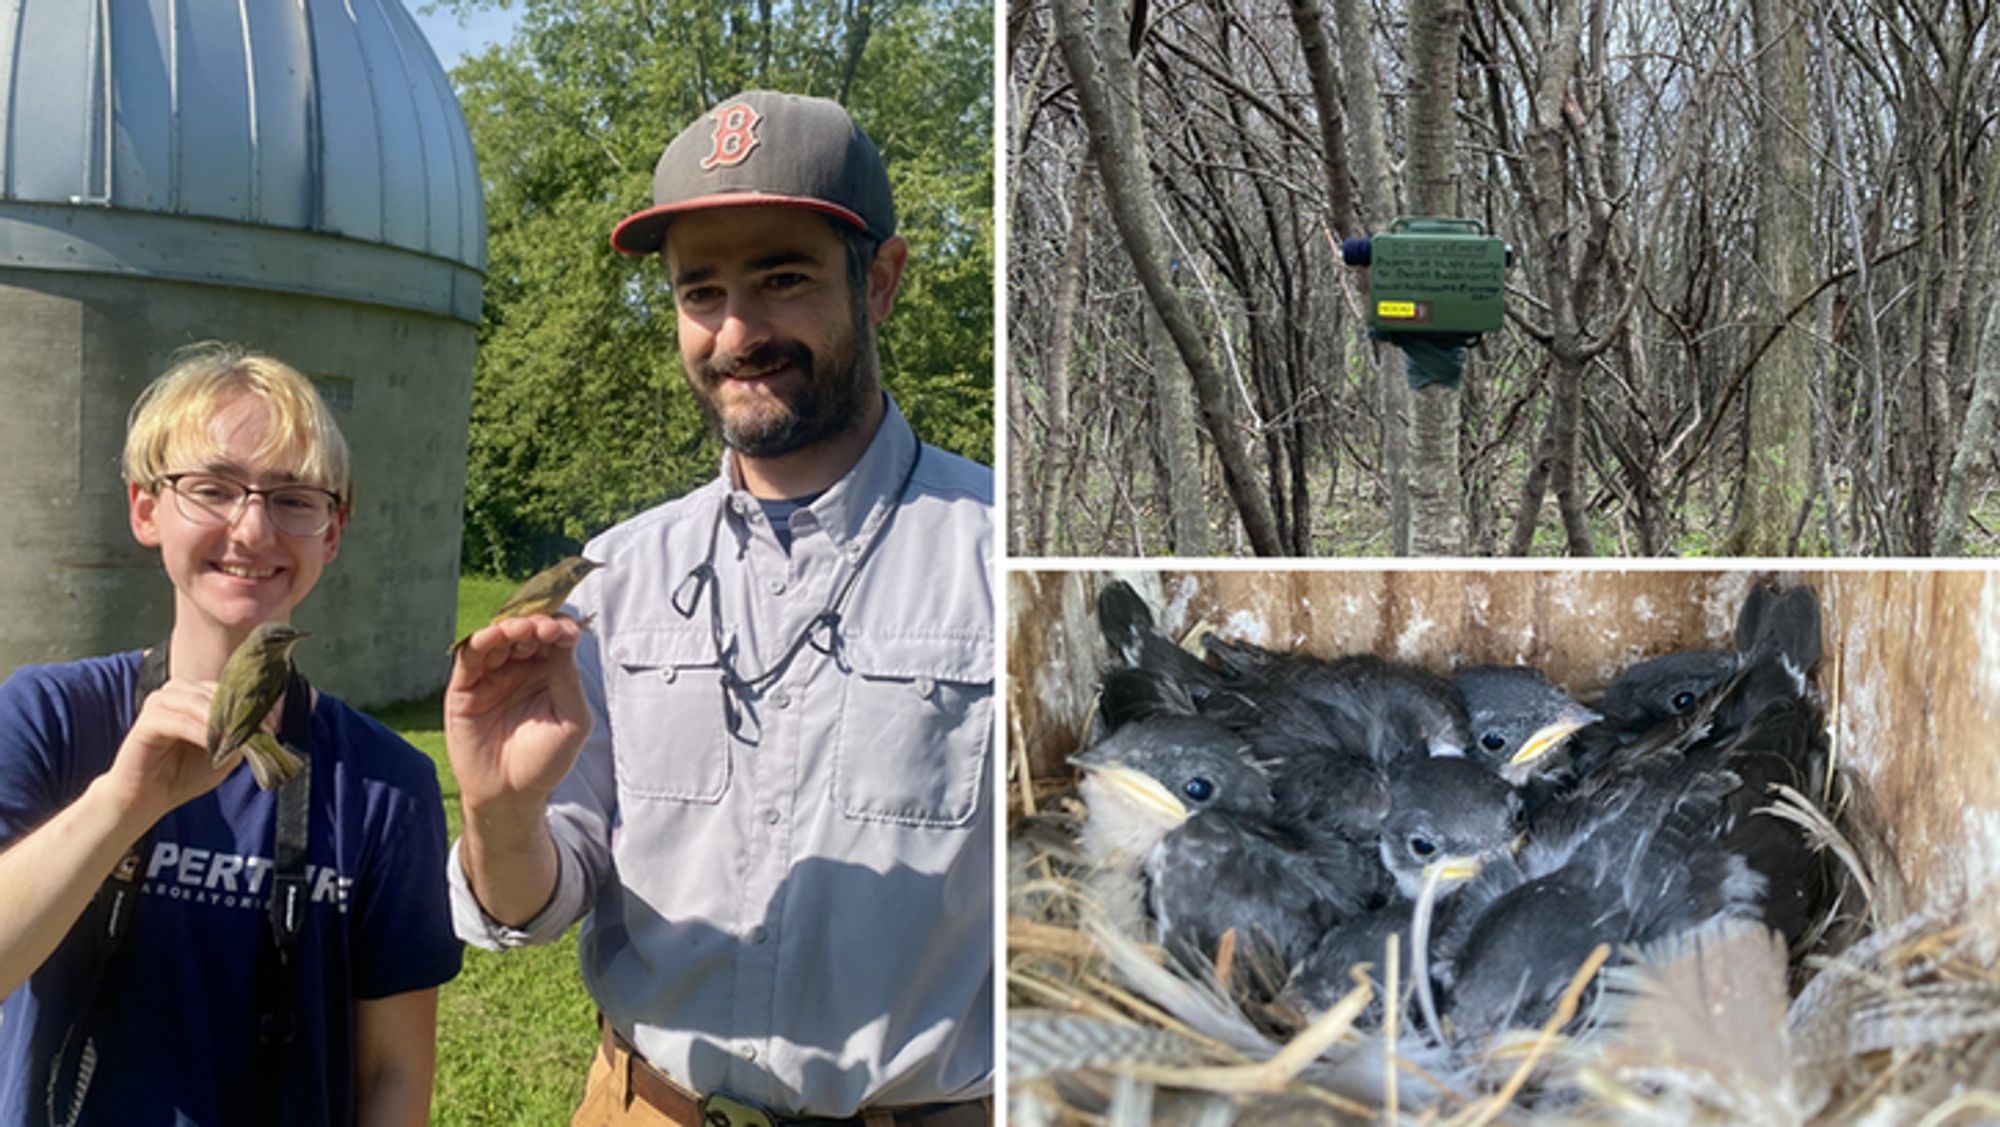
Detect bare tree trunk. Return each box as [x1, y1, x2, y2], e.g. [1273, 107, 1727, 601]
[1052, 0, 1284, 554]
[1324, 0, 1412, 552]
[1810, 0, 1884, 549]
[1514, 0, 1591, 554]
[1508, 409, 1555, 554]
[1938, 287, 2000, 554]
[1405, 0, 1466, 554]
[1143, 300, 1211, 552]
[1028, 166, 1095, 554]
[1284, 0, 1360, 240]
[1726, 0, 1815, 555]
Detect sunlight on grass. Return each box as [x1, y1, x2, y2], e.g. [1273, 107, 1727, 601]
[367, 573, 596, 1124]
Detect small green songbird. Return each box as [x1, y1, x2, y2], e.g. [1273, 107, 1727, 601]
[207, 622, 309, 790]
[449, 556, 604, 655]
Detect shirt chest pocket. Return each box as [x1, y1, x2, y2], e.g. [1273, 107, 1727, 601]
[832, 634, 993, 828]
[605, 630, 734, 804]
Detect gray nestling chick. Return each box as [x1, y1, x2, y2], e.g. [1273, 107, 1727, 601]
[1452, 664, 1601, 785]
[1071, 715, 1383, 998]
[1285, 755, 1523, 1020]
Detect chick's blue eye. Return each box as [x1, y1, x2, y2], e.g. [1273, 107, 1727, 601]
[1480, 732, 1507, 752]
[1182, 777, 1214, 802]
[1671, 690, 1697, 712]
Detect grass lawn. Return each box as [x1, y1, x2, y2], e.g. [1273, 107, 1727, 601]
[367, 574, 596, 1124]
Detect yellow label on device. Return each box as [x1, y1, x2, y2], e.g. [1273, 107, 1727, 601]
[1378, 301, 1418, 319]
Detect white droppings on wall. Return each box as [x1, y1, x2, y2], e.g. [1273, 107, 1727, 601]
[1963, 807, 2000, 897]
[1160, 574, 1202, 637]
[1465, 584, 1492, 629]
[1836, 625, 1890, 780]
[1550, 572, 1584, 616]
[1223, 609, 1270, 646]
[1977, 573, 2000, 707]
[1699, 572, 1757, 641]
[1395, 614, 1438, 661]
[1631, 594, 1657, 624]
[1960, 808, 2000, 965]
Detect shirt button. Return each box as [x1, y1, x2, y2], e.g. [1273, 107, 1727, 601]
[762, 807, 781, 825]
[844, 542, 864, 560]
[768, 578, 786, 595]
[914, 676, 936, 699]
[750, 926, 769, 945]
[770, 689, 791, 709]
[742, 1045, 758, 1062]
[660, 667, 677, 684]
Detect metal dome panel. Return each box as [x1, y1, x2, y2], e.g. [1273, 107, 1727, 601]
[0, 0, 485, 271]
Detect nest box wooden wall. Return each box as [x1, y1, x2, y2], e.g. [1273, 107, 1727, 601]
[1007, 569, 2000, 938]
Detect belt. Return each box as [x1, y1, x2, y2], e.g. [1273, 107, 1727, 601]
[598, 1020, 989, 1127]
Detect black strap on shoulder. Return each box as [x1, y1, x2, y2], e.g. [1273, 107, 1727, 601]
[45, 642, 172, 1127]
[47, 646, 319, 1127]
[254, 670, 314, 1127]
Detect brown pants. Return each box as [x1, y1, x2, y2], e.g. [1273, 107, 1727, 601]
[571, 1035, 683, 1127]
[570, 1031, 992, 1127]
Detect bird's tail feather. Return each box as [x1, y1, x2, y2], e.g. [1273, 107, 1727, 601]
[1097, 581, 1158, 668]
[1097, 667, 1200, 732]
[242, 731, 304, 790]
[1735, 583, 1823, 675]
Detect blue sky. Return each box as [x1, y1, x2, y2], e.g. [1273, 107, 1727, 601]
[406, 2, 523, 70]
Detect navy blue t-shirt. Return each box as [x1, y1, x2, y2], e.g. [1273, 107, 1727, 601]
[0, 652, 464, 1126]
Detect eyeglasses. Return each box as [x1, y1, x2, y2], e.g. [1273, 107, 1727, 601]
[159, 472, 343, 537]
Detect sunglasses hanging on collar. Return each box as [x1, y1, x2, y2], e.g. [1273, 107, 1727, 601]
[671, 446, 922, 741]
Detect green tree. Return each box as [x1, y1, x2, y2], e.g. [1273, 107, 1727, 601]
[437, 0, 993, 575]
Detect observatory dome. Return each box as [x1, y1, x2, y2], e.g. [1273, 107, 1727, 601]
[0, 0, 484, 320]
[0, 0, 489, 706]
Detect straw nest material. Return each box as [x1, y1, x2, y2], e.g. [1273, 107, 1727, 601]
[1006, 666, 2000, 1127]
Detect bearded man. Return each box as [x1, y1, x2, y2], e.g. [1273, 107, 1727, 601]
[443, 91, 994, 1127]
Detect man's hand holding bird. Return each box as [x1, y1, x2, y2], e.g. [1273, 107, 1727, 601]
[447, 613, 595, 815]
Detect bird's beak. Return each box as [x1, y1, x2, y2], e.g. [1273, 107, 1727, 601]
[1423, 854, 1485, 886]
[1073, 762, 1189, 828]
[1506, 705, 1601, 771]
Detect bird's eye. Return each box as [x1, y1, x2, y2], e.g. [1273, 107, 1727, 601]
[1182, 777, 1215, 802]
[1408, 836, 1438, 859]
[1671, 690, 1697, 712]
[1480, 732, 1507, 752]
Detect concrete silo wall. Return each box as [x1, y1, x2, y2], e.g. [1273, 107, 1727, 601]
[0, 269, 475, 708]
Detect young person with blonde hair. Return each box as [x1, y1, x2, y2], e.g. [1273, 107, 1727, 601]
[0, 342, 460, 1125]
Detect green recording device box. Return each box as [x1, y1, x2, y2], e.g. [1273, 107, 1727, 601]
[1356, 217, 1509, 335]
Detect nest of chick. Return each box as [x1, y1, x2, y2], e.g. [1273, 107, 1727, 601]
[1005, 578, 2000, 1125]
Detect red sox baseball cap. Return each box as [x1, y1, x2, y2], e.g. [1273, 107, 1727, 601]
[609, 90, 896, 256]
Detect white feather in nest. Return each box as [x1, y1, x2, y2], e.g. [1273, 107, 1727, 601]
[1573, 918, 1806, 1125]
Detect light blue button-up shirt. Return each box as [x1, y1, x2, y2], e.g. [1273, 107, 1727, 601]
[449, 396, 993, 1117]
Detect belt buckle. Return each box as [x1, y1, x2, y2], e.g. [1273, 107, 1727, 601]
[701, 1093, 778, 1127]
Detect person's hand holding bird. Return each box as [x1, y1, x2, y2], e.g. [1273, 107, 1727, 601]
[103, 677, 235, 820]
[445, 558, 603, 819]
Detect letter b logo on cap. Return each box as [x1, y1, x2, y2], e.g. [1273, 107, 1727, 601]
[701, 102, 763, 170]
